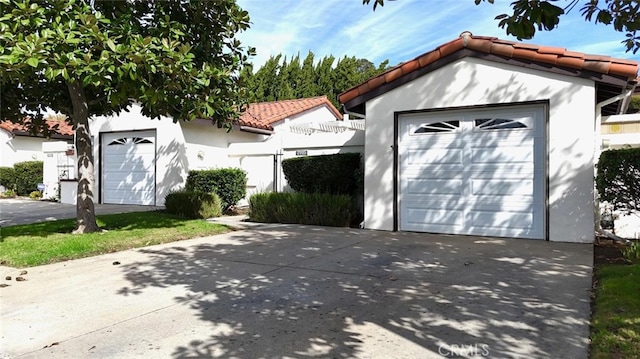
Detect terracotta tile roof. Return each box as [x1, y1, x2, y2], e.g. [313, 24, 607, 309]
[237, 96, 342, 131]
[0, 118, 74, 138]
[339, 31, 639, 106]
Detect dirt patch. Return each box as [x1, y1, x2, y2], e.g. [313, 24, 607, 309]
[593, 238, 630, 266]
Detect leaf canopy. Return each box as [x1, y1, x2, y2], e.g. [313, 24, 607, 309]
[0, 0, 255, 133]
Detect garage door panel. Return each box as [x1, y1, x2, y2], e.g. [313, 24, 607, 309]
[404, 148, 463, 166]
[102, 162, 154, 172]
[398, 105, 545, 239]
[404, 178, 463, 195]
[470, 146, 534, 164]
[103, 172, 154, 184]
[404, 207, 464, 227]
[468, 210, 534, 229]
[470, 179, 534, 196]
[103, 190, 154, 204]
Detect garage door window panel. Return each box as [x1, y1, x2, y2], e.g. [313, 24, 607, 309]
[413, 120, 460, 134]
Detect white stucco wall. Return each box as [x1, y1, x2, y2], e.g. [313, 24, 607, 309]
[90, 105, 266, 206]
[0, 131, 68, 167]
[364, 57, 596, 243]
[90, 105, 186, 206]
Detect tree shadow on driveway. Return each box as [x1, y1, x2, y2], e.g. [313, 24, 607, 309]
[116, 226, 593, 358]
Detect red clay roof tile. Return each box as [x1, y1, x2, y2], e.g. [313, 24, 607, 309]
[383, 67, 404, 83]
[556, 56, 585, 69]
[0, 118, 73, 137]
[236, 96, 342, 131]
[438, 39, 464, 58]
[339, 32, 639, 106]
[489, 42, 515, 58]
[533, 52, 558, 65]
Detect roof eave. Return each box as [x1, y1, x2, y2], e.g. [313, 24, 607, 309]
[342, 49, 637, 116]
[238, 125, 274, 135]
[11, 130, 73, 140]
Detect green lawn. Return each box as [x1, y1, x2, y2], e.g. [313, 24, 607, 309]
[0, 211, 230, 268]
[591, 263, 640, 359]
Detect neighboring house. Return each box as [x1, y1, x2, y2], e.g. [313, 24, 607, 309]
[85, 95, 361, 206]
[601, 113, 640, 149]
[339, 31, 639, 243]
[0, 119, 73, 167]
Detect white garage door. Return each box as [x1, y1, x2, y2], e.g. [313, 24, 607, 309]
[399, 105, 545, 239]
[102, 130, 156, 205]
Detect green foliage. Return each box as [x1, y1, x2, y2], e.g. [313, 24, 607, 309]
[282, 153, 362, 195]
[0, 166, 16, 190]
[164, 191, 222, 219]
[249, 192, 356, 227]
[1, 189, 16, 198]
[240, 51, 388, 109]
[1, 0, 254, 128]
[13, 161, 43, 196]
[365, 0, 640, 53]
[0, 0, 254, 231]
[597, 148, 640, 213]
[622, 242, 640, 263]
[626, 95, 640, 113]
[185, 168, 247, 210]
[29, 190, 42, 200]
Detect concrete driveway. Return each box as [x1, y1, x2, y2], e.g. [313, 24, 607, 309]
[0, 198, 164, 226]
[0, 225, 593, 358]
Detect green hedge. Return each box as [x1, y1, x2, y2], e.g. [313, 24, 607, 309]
[281, 152, 361, 195]
[597, 147, 640, 213]
[0, 167, 16, 190]
[13, 161, 43, 196]
[164, 191, 222, 219]
[249, 192, 357, 227]
[185, 168, 247, 210]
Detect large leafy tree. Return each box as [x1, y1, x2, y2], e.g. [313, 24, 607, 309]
[363, 0, 640, 53]
[0, 0, 253, 233]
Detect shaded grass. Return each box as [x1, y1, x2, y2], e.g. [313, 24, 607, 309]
[591, 264, 640, 359]
[0, 211, 230, 268]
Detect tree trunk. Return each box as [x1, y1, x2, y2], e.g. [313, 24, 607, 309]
[68, 81, 100, 234]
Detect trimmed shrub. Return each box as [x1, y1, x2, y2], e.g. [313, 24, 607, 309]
[281, 152, 361, 195]
[0, 167, 16, 190]
[249, 192, 356, 227]
[185, 168, 247, 210]
[597, 148, 640, 213]
[1, 189, 16, 198]
[13, 161, 43, 196]
[29, 190, 42, 200]
[164, 190, 222, 219]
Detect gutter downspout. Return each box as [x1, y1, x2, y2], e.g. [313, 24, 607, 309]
[239, 125, 274, 135]
[593, 86, 635, 243]
[342, 107, 366, 120]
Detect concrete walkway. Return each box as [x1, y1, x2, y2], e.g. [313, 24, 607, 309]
[0, 224, 593, 358]
[0, 198, 164, 226]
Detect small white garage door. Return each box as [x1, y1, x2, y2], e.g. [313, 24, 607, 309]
[102, 130, 156, 205]
[398, 105, 545, 239]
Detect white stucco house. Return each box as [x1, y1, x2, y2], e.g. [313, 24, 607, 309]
[0, 119, 73, 168]
[339, 32, 639, 243]
[56, 96, 362, 206]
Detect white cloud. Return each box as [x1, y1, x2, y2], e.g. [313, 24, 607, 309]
[237, 0, 640, 68]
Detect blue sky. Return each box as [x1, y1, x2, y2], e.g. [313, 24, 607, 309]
[236, 0, 640, 69]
